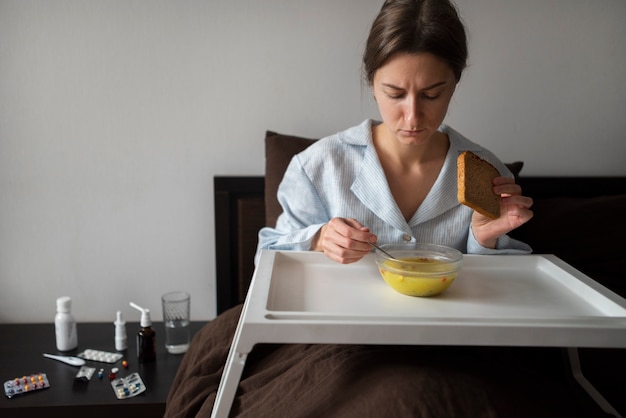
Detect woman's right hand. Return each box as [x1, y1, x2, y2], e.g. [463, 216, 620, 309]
[310, 217, 376, 264]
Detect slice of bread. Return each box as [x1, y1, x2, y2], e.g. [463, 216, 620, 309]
[457, 151, 501, 219]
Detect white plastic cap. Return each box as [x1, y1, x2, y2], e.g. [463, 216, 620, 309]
[129, 302, 152, 327]
[140, 309, 151, 327]
[56, 296, 71, 313]
[114, 311, 125, 326]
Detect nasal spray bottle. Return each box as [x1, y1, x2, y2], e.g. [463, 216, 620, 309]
[129, 302, 156, 363]
[114, 311, 127, 352]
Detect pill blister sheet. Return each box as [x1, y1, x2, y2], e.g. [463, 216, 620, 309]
[75, 366, 96, 382]
[78, 349, 123, 363]
[4, 373, 50, 398]
[111, 372, 146, 399]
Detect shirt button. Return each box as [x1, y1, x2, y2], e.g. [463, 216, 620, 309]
[403, 234, 412, 242]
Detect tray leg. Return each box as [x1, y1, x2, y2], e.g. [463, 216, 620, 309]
[566, 347, 622, 418]
[211, 344, 248, 418]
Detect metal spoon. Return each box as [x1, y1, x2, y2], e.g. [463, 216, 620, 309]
[43, 353, 86, 367]
[367, 242, 403, 261]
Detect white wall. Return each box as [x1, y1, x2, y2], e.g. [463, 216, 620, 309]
[1, 0, 624, 323]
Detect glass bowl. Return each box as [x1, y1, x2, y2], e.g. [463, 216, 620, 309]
[374, 243, 463, 297]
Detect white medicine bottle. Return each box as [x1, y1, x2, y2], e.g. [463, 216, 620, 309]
[55, 296, 78, 351]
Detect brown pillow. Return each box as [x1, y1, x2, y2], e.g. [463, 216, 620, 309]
[265, 131, 317, 228]
[505, 161, 524, 181]
[264, 130, 524, 227]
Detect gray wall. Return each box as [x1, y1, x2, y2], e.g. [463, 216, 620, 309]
[1, 0, 625, 323]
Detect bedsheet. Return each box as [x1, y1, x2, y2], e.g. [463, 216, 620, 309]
[164, 305, 606, 418]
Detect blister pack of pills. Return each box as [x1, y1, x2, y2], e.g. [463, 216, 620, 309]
[74, 366, 96, 382]
[110, 372, 146, 399]
[77, 349, 123, 363]
[4, 373, 50, 398]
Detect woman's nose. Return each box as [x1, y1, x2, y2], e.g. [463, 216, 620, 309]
[405, 96, 421, 125]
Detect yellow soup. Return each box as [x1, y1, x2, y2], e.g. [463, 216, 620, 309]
[379, 258, 457, 297]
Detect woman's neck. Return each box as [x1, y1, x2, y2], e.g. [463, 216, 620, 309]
[372, 123, 449, 169]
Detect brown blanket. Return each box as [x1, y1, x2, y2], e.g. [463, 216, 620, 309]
[164, 305, 607, 418]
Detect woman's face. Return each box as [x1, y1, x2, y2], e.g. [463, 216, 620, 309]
[372, 52, 457, 146]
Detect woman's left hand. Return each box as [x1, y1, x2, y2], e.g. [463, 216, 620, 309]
[470, 176, 534, 248]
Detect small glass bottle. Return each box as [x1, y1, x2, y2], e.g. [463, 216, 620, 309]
[130, 302, 156, 363]
[55, 296, 78, 351]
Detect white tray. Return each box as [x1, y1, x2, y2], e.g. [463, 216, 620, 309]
[211, 251, 626, 418]
[242, 251, 626, 350]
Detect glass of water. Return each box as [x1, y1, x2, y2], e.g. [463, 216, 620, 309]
[161, 291, 190, 354]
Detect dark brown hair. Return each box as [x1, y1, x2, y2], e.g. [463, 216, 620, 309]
[363, 0, 468, 84]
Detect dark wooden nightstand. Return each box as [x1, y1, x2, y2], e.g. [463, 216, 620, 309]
[0, 321, 206, 418]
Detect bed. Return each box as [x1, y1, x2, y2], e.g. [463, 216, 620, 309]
[164, 130, 626, 418]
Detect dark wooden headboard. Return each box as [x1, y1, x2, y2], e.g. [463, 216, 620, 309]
[214, 176, 265, 314]
[214, 175, 626, 315]
[516, 176, 626, 199]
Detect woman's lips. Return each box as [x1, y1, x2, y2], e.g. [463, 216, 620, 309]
[400, 128, 423, 136]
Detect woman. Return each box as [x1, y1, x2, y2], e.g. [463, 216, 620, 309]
[257, 0, 533, 264]
[166, 2, 598, 417]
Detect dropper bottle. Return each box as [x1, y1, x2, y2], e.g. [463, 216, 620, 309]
[129, 302, 156, 363]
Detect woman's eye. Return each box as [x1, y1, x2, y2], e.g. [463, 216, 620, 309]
[383, 90, 441, 100]
[386, 92, 404, 100]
